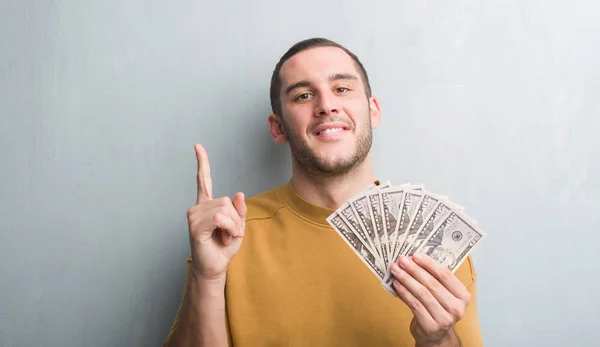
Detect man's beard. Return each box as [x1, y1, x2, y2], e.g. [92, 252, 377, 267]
[282, 116, 373, 179]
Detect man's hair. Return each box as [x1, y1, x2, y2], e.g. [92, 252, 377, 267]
[269, 37, 372, 117]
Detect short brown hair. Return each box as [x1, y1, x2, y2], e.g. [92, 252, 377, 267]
[269, 38, 372, 117]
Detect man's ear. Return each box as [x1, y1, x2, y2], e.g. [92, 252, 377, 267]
[268, 114, 288, 144]
[369, 96, 382, 129]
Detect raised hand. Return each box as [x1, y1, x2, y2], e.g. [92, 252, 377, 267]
[390, 253, 470, 346]
[186, 144, 246, 280]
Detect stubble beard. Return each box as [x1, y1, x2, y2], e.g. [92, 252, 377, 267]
[282, 115, 373, 180]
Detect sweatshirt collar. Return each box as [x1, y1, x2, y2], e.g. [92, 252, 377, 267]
[278, 179, 381, 227]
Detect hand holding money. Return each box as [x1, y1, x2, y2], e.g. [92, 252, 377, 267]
[390, 253, 470, 346]
[326, 182, 485, 297]
[326, 182, 484, 344]
[186, 144, 246, 280]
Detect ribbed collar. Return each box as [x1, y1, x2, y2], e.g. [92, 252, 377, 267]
[278, 179, 381, 227]
[278, 179, 335, 227]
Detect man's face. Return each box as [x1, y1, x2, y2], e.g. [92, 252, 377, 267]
[274, 46, 380, 177]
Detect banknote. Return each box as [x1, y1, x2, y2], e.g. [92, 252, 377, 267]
[398, 193, 442, 256]
[404, 200, 453, 257]
[415, 210, 485, 272]
[366, 188, 389, 268]
[327, 212, 385, 280]
[389, 188, 423, 264]
[348, 193, 380, 261]
[338, 202, 385, 271]
[326, 181, 486, 297]
[348, 183, 390, 264]
[380, 186, 406, 259]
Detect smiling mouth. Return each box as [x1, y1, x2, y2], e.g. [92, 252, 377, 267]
[316, 127, 346, 136]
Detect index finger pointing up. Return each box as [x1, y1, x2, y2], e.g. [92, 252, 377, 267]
[195, 144, 213, 203]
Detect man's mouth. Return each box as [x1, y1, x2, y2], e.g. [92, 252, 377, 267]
[316, 127, 345, 136]
[313, 123, 350, 136]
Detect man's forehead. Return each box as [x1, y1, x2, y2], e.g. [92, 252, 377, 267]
[280, 46, 360, 84]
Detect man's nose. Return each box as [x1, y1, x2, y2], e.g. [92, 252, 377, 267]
[314, 92, 339, 117]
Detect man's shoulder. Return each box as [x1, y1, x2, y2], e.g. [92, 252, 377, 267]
[245, 184, 287, 222]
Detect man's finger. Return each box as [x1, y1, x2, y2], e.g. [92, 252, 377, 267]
[194, 198, 243, 238]
[195, 144, 213, 204]
[221, 232, 233, 246]
[412, 253, 470, 301]
[399, 254, 463, 319]
[392, 259, 452, 325]
[232, 192, 247, 234]
[392, 279, 436, 330]
[212, 213, 238, 246]
[232, 192, 247, 217]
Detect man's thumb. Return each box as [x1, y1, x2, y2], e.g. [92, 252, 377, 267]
[232, 192, 247, 219]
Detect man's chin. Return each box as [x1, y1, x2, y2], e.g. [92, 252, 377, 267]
[290, 143, 368, 177]
[309, 158, 359, 176]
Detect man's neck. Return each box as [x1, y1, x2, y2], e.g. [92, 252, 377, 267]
[289, 155, 376, 211]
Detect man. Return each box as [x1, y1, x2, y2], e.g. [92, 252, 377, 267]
[163, 38, 483, 347]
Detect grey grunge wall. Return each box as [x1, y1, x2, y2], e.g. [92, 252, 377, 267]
[1, 0, 598, 346]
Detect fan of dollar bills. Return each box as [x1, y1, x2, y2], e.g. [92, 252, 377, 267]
[326, 182, 486, 296]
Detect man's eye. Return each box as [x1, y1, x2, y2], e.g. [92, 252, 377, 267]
[295, 93, 311, 101]
[336, 87, 349, 93]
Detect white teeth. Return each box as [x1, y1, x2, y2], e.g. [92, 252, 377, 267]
[319, 127, 344, 135]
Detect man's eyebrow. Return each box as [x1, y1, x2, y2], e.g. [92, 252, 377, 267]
[284, 73, 359, 96]
[285, 81, 311, 96]
[329, 73, 358, 82]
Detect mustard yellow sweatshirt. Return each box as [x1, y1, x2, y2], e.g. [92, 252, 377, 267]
[165, 181, 483, 346]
